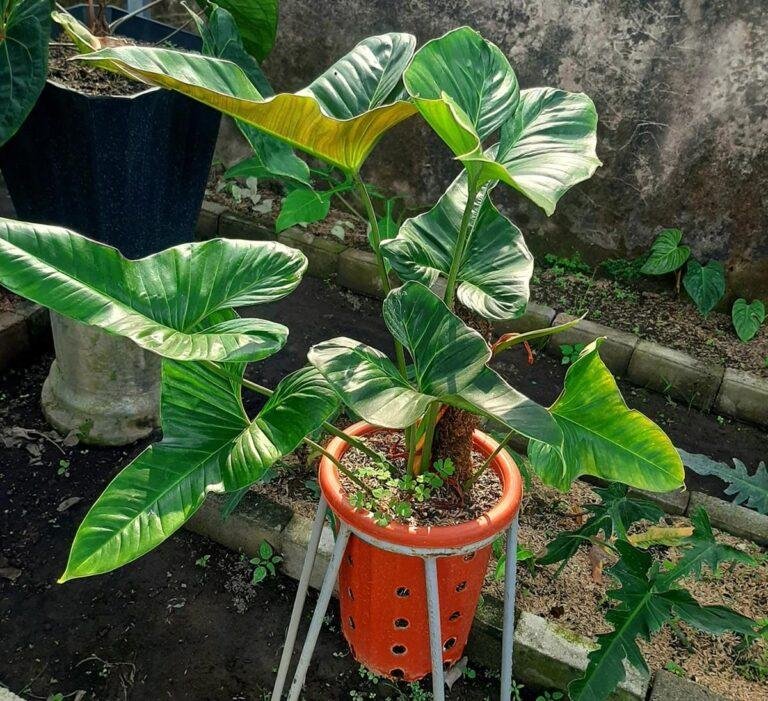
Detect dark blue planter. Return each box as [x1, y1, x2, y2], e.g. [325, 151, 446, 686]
[0, 5, 221, 258]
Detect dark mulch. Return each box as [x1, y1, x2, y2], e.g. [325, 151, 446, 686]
[531, 267, 768, 378]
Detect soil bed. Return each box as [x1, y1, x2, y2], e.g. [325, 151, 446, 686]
[48, 42, 150, 97]
[531, 266, 768, 378]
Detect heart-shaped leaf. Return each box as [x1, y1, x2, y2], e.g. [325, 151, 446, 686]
[528, 339, 684, 492]
[309, 282, 562, 448]
[381, 171, 533, 320]
[208, 0, 278, 62]
[403, 26, 519, 159]
[76, 33, 418, 174]
[276, 188, 330, 232]
[60, 363, 338, 581]
[731, 298, 765, 342]
[640, 229, 690, 275]
[683, 259, 726, 316]
[0, 218, 306, 362]
[1, 0, 51, 146]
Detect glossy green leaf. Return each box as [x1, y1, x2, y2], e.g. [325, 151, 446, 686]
[310, 282, 561, 448]
[76, 33, 417, 173]
[403, 26, 519, 160]
[731, 298, 765, 343]
[0, 0, 51, 146]
[0, 218, 306, 362]
[528, 339, 684, 492]
[680, 449, 768, 515]
[208, 0, 278, 62]
[683, 259, 726, 316]
[60, 363, 338, 581]
[640, 229, 690, 275]
[381, 172, 533, 321]
[485, 88, 601, 214]
[276, 188, 330, 232]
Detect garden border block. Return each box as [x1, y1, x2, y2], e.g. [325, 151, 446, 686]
[687, 491, 768, 545]
[649, 669, 727, 700]
[219, 210, 276, 242]
[0, 301, 50, 372]
[195, 200, 768, 429]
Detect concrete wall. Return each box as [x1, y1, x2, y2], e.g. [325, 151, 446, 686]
[250, 0, 767, 299]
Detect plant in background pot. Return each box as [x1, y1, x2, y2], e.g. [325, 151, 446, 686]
[0, 1, 277, 445]
[60, 25, 701, 699]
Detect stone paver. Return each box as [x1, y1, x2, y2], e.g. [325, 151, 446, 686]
[627, 340, 724, 411]
[649, 669, 727, 700]
[715, 367, 768, 427]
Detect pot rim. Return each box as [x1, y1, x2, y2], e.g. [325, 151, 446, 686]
[318, 421, 523, 551]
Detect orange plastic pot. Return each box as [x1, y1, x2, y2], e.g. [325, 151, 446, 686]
[318, 421, 523, 682]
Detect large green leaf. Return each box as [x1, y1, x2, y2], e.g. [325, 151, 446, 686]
[403, 26, 519, 159]
[528, 339, 684, 492]
[61, 364, 338, 581]
[731, 298, 765, 343]
[76, 33, 417, 173]
[381, 171, 533, 320]
[0, 0, 51, 146]
[310, 282, 562, 447]
[569, 540, 755, 701]
[208, 0, 277, 62]
[640, 228, 690, 275]
[0, 218, 306, 362]
[683, 259, 725, 316]
[680, 449, 768, 515]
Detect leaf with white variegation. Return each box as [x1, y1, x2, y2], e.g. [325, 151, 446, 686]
[381, 171, 533, 320]
[76, 33, 417, 173]
[0, 218, 306, 362]
[60, 364, 338, 581]
[309, 282, 562, 448]
[528, 339, 684, 492]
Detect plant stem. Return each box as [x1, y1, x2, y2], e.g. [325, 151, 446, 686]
[414, 403, 441, 476]
[443, 179, 479, 310]
[463, 430, 514, 491]
[303, 437, 374, 497]
[238, 376, 390, 467]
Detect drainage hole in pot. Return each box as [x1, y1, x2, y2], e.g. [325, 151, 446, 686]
[455, 581, 467, 592]
[394, 618, 409, 629]
[390, 669, 404, 679]
[395, 587, 411, 597]
[463, 552, 476, 561]
[348, 616, 355, 629]
[443, 637, 456, 651]
[347, 587, 354, 600]
[448, 611, 461, 621]
[392, 644, 407, 655]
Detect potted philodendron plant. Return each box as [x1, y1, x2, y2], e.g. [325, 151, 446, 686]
[0, 25, 754, 701]
[0, 0, 276, 444]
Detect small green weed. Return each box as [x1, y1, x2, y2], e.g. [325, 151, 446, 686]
[195, 554, 210, 568]
[250, 541, 282, 584]
[544, 252, 591, 274]
[560, 343, 586, 365]
[664, 661, 686, 677]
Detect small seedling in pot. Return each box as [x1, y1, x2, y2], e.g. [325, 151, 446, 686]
[250, 541, 282, 585]
[57, 459, 70, 477]
[560, 342, 586, 365]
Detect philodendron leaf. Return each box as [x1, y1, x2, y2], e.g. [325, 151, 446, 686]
[731, 298, 765, 343]
[640, 228, 690, 275]
[208, 0, 278, 62]
[51, 10, 101, 53]
[403, 26, 519, 160]
[679, 449, 768, 515]
[381, 171, 533, 321]
[683, 259, 726, 316]
[276, 188, 330, 232]
[0, 0, 51, 146]
[61, 364, 338, 581]
[481, 88, 601, 215]
[309, 282, 562, 448]
[0, 219, 306, 362]
[76, 33, 417, 173]
[569, 540, 755, 701]
[528, 339, 684, 492]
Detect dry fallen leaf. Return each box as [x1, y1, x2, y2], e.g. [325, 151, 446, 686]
[57, 496, 82, 512]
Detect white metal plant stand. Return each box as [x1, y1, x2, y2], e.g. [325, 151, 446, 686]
[271, 495, 520, 701]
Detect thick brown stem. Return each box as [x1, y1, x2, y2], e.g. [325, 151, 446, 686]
[432, 406, 479, 487]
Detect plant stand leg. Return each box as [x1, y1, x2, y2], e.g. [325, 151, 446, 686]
[500, 516, 520, 701]
[424, 556, 445, 701]
[285, 522, 352, 701]
[271, 495, 329, 701]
